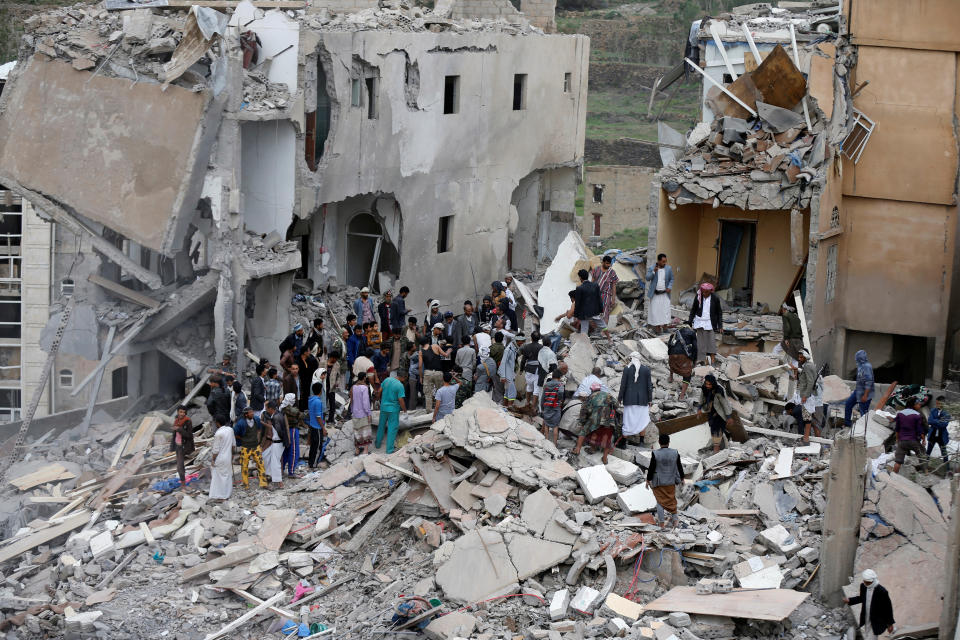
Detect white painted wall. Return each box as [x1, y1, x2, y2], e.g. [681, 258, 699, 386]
[241, 120, 297, 236]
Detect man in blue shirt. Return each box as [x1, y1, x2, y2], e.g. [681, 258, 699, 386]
[376, 372, 407, 454]
[307, 382, 325, 468]
[844, 350, 875, 426]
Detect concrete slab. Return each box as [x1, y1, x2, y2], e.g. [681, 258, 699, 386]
[616, 484, 658, 514]
[550, 588, 570, 620]
[668, 424, 712, 457]
[605, 456, 642, 485]
[0, 56, 217, 254]
[505, 533, 572, 580]
[521, 487, 558, 536]
[539, 231, 588, 334]
[577, 465, 618, 504]
[424, 612, 477, 640]
[570, 586, 601, 613]
[757, 525, 800, 556]
[638, 337, 669, 362]
[435, 529, 519, 604]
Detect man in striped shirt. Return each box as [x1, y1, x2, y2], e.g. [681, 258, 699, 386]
[264, 367, 283, 406]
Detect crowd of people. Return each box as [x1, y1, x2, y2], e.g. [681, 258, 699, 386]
[169, 255, 949, 522]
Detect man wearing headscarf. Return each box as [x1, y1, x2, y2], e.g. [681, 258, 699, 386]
[844, 569, 895, 639]
[619, 352, 653, 440]
[572, 382, 621, 463]
[698, 374, 733, 452]
[498, 332, 523, 406]
[792, 349, 821, 444]
[479, 296, 495, 324]
[425, 300, 444, 329]
[354, 287, 377, 326]
[591, 255, 620, 324]
[259, 401, 287, 488]
[844, 349, 875, 427]
[279, 323, 305, 359]
[688, 281, 721, 364]
[645, 253, 673, 333]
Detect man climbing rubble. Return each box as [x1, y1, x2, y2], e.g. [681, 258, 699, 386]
[688, 281, 721, 365]
[792, 349, 822, 444]
[892, 396, 926, 474]
[844, 349, 875, 427]
[571, 382, 620, 463]
[646, 433, 685, 530]
[698, 374, 733, 452]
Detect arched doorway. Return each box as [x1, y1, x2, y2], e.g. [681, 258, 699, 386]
[346, 213, 383, 288]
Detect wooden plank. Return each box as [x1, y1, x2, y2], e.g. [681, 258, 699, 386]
[229, 589, 297, 619]
[0, 512, 88, 564]
[139, 522, 156, 545]
[46, 496, 84, 522]
[645, 586, 809, 621]
[181, 545, 260, 582]
[123, 415, 165, 457]
[655, 414, 707, 436]
[110, 433, 130, 469]
[93, 451, 145, 509]
[736, 364, 791, 382]
[256, 509, 297, 551]
[409, 453, 456, 514]
[87, 274, 161, 309]
[340, 483, 411, 553]
[793, 290, 812, 361]
[750, 45, 806, 110]
[9, 463, 76, 490]
[375, 459, 425, 484]
[744, 425, 832, 445]
[27, 496, 74, 504]
[710, 509, 760, 517]
[203, 591, 286, 640]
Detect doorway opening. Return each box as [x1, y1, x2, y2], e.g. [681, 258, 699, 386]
[344, 208, 401, 290]
[717, 220, 756, 306]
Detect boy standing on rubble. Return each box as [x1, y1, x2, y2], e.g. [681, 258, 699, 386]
[350, 372, 373, 455]
[432, 372, 459, 422]
[235, 406, 267, 489]
[170, 406, 195, 489]
[647, 433, 685, 529]
[540, 369, 565, 444]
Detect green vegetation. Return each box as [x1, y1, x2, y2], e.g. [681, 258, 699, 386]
[598, 227, 648, 251]
[575, 182, 585, 217]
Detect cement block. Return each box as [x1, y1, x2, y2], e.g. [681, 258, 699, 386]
[600, 593, 644, 623]
[576, 465, 618, 504]
[607, 617, 629, 636]
[550, 588, 570, 620]
[89, 531, 114, 559]
[616, 484, 658, 514]
[668, 611, 691, 627]
[638, 337, 668, 361]
[570, 586, 601, 613]
[757, 524, 801, 556]
[604, 456, 642, 485]
[424, 612, 477, 640]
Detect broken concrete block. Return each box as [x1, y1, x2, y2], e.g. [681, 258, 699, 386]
[521, 487, 558, 536]
[570, 586, 601, 613]
[576, 465, 618, 504]
[757, 101, 806, 133]
[607, 617, 629, 636]
[65, 610, 103, 633]
[424, 612, 477, 640]
[604, 456, 642, 485]
[638, 338, 668, 362]
[667, 611, 691, 627]
[550, 588, 570, 620]
[484, 493, 507, 517]
[757, 525, 801, 556]
[505, 534, 572, 580]
[600, 593, 644, 623]
[89, 531, 114, 559]
[797, 547, 819, 564]
[616, 484, 657, 514]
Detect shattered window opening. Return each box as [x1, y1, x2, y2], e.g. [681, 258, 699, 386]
[351, 78, 362, 107]
[111, 366, 128, 399]
[0, 389, 21, 423]
[0, 346, 20, 382]
[314, 62, 332, 166]
[366, 77, 379, 119]
[60, 278, 75, 298]
[0, 300, 21, 340]
[592, 213, 601, 236]
[825, 243, 838, 304]
[563, 72, 571, 93]
[512, 74, 526, 111]
[58, 369, 73, 388]
[437, 215, 453, 254]
[443, 75, 460, 115]
[830, 207, 840, 229]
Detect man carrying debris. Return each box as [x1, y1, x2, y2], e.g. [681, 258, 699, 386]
[844, 349, 875, 427]
[234, 406, 267, 489]
[353, 287, 377, 326]
[591, 254, 620, 324]
[647, 433, 685, 529]
[540, 369, 565, 444]
[498, 331, 523, 406]
[376, 371, 407, 454]
[646, 253, 673, 334]
[688, 282, 721, 364]
[892, 396, 926, 474]
[572, 382, 620, 463]
[926, 395, 951, 466]
[575, 366, 606, 398]
[843, 569, 895, 640]
[620, 351, 653, 440]
[698, 374, 733, 452]
[779, 302, 804, 362]
[793, 349, 822, 444]
[209, 415, 236, 501]
[170, 406, 195, 489]
[260, 401, 287, 488]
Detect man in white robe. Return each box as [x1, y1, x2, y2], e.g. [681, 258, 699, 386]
[209, 416, 236, 500]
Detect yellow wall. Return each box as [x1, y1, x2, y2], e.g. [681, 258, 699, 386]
[847, 0, 960, 51]
[656, 199, 809, 309]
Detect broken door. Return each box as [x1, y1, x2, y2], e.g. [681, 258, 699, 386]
[717, 220, 756, 305]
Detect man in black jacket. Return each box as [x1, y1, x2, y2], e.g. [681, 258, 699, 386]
[573, 269, 607, 337]
[205, 376, 231, 424]
[843, 569, 895, 639]
[619, 351, 653, 441]
[687, 282, 721, 365]
[249, 364, 267, 412]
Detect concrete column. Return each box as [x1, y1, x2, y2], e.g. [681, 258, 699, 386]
[932, 333, 947, 385]
[819, 430, 866, 606]
[940, 475, 960, 640]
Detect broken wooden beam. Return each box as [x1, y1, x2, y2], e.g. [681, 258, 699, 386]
[181, 545, 261, 582]
[340, 483, 411, 553]
[0, 512, 88, 564]
[203, 591, 286, 640]
[735, 364, 791, 382]
[87, 274, 161, 309]
[744, 425, 833, 445]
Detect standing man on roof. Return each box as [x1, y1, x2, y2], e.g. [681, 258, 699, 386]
[688, 281, 721, 365]
[591, 255, 620, 324]
[354, 287, 377, 327]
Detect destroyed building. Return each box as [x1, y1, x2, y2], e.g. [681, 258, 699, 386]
[0, 0, 588, 420]
[650, 0, 960, 385]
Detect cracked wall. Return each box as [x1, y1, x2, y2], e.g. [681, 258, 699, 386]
[297, 30, 589, 306]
